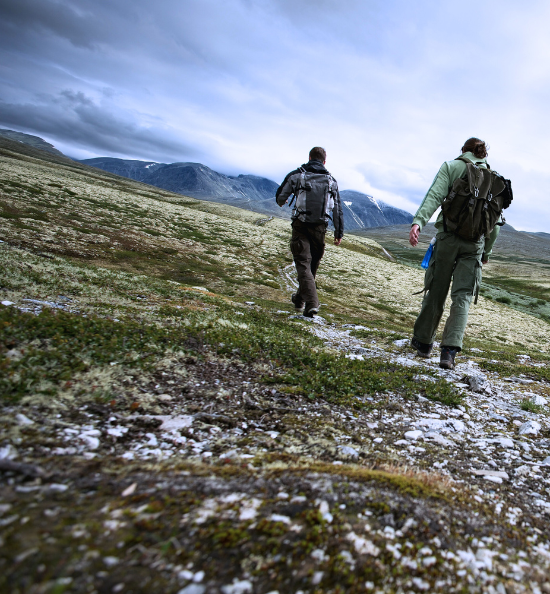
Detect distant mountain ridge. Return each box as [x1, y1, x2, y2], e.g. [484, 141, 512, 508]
[0, 128, 66, 157]
[81, 157, 413, 231]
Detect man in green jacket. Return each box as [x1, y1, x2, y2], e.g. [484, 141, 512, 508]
[409, 138, 499, 370]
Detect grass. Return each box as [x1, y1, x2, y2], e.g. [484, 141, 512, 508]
[520, 398, 544, 414]
[0, 283, 461, 407]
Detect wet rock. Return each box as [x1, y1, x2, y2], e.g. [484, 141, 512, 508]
[405, 430, 422, 440]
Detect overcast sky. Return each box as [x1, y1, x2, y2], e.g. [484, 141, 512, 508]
[1, 0, 549, 230]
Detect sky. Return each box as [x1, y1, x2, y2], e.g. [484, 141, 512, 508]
[1, 0, 550, 231]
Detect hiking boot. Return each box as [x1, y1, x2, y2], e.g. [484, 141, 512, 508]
[440, 346, 459, 370]
[291, 293, 304, 312]
[303, 307, 319, 318]
[411, 338, 433, 358]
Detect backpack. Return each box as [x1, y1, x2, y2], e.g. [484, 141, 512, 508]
[441, 156, 513, 242]
[289, 167, 336, 225]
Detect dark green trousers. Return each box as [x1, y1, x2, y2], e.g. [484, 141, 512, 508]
[413, 231, 484, 350]
[290, 219, 327, 310]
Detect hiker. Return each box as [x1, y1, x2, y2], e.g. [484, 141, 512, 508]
[276, 147, 344, 317]
[409, 137, 512, 370]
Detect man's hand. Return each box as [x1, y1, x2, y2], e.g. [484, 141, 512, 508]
[334, 238, 342, 246]
[279, 201, 287, 207]
[409, 224, 420, 247]
[482, 260, 488, 265]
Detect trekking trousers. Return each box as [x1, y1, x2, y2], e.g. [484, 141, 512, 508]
[290, 219, 327, 310]
[413, 231, 484, 350]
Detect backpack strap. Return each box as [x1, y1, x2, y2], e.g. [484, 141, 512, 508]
[288, 167, 306, 208]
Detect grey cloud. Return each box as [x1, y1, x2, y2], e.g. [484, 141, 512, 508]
[0, 91, 201, 162]
[0, 0, 109, 49]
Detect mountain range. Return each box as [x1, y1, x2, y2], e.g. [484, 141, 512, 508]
[80, 157, 413, 231]
[0, 128, 413, 230]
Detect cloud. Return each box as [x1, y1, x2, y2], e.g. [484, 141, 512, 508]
[0, 91, 201, 162]
[1, 0, 550, 229]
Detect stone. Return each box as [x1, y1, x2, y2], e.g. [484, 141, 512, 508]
[514, 465, 530, 476]
[394, 357, 420, 367]
[1, 300, 14, 306]
[471, 469, 509, 480]
[467, 374, 487, 392]
[0, 444, 18, 460]
[405, 430, 423, 440]
[518, 421, 541, 435]
[488, 437, 514, 448]
[426, 433, 455, 447]
[346, 532, 380, 556]
[542, 457, 550, 466]
[79, 434, 100, 450]
[6, 349, 23, 361]
[179, 586, 206, 594]
[338, 445, 359, 458]
[122, 483, 137, 497]
[15, 413, 34, 425]
[221, 580, 253, 594]
[529, 394, 547, 406]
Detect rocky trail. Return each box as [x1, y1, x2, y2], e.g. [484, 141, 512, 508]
[3, 299, 550, 594]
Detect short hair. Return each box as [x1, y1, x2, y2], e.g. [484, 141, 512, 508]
[309, 147, 326, 162]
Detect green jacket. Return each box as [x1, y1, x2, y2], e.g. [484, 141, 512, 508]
[412, 151, 500, 259]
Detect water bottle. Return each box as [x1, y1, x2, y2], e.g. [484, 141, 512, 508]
[421, 237, 436, 269]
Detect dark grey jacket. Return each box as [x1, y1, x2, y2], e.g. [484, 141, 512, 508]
[276, 160, 344, 239]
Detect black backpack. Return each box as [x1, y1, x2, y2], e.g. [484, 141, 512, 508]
[289, 167, 336, 225]
[441, 156, 513, 241]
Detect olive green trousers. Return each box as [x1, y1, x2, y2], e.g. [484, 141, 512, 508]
[413, 231, 484, 350]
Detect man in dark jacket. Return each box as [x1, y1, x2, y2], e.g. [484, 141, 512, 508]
[275, 147, 344, 317]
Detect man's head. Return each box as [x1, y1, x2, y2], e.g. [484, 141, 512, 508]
[309, 146, 326, 164]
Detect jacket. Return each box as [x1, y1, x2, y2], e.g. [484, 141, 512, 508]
[276, 160, 344, 240]
[412, 151, 500, 259]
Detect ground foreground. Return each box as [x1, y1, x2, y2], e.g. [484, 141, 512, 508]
[2, 140, 550, 593]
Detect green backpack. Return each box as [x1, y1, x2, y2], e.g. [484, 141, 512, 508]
[441, 156, 513, 242]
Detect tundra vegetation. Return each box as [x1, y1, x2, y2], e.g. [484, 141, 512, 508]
[1, 137, 550, 593]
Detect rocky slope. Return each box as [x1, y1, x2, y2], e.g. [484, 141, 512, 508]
[1, 139, 550, 593]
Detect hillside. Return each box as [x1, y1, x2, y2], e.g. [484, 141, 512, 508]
[2, 138, 550, 592]
[81, 156, 413, 231]
[0, 128, 67, 158]
[353, 223, 550, 323]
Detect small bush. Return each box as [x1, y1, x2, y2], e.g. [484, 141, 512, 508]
[496, 296, 511, 304]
